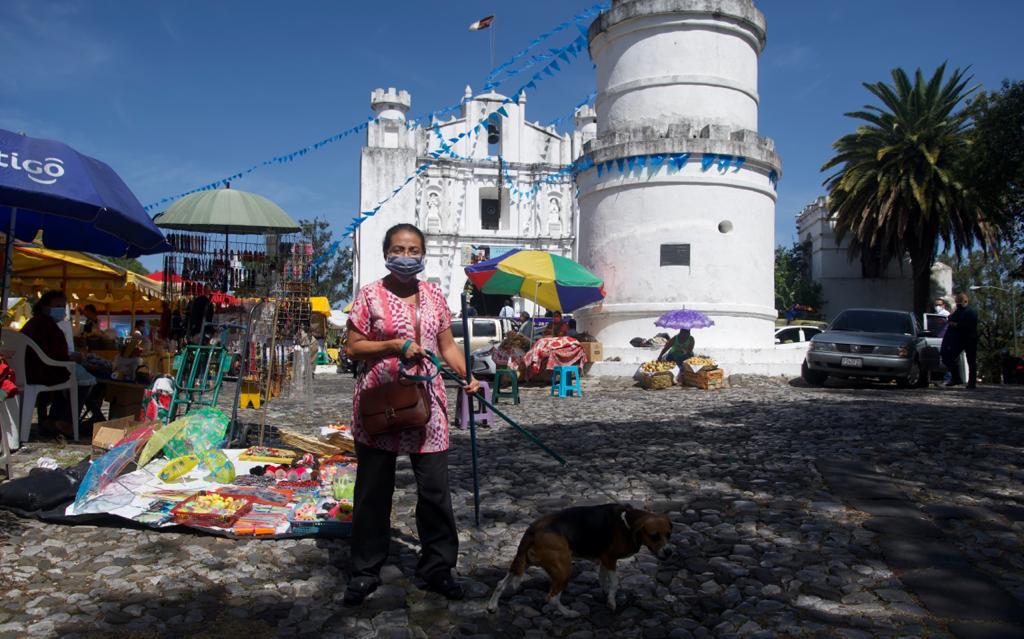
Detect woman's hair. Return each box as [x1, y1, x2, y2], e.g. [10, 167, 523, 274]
[84, 304, 97, 313]
[33, 290, 66, 316]
[382, 223, 426, 254]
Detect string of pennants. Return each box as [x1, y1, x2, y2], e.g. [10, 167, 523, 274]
[143, 4, 606, 212]
[483, 2, 607, 91]
[339, 32, 591, 238]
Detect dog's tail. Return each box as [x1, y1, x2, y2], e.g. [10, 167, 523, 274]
[509, 529, 534, 576]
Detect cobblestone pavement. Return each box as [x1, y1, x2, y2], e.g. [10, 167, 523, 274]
[1, 374, 1023, 638]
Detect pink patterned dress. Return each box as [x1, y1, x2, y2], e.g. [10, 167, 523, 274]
[348, 279, 452, 454]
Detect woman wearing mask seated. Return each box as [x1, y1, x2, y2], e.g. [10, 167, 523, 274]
[20, 290, 93, 436]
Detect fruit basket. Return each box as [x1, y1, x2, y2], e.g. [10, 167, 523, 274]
[682, 356, 718, 373]
[638, 361, 676, 390]
[171, 491, 254, 528]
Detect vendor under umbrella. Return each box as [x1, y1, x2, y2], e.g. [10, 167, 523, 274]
[658, 329, 695, 365]
[654, 309, 714, 365]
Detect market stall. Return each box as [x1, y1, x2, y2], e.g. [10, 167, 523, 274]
[58, 408, 358, 538]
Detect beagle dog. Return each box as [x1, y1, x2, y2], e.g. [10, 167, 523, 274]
[487, 503, 673, 617]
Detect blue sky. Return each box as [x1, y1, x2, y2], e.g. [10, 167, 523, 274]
[2, 0, 1022, 272]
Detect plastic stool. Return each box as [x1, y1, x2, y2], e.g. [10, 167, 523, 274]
[550, 365, 582, 397]
[492, 367, 520, 405]
[456, 381, 493, 427]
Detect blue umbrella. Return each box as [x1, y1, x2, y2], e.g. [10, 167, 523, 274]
[0, 128, 169, 314]
[0, 128, 169, 257]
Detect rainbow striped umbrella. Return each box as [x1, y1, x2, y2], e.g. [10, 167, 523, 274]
[465, 249, 605, 313]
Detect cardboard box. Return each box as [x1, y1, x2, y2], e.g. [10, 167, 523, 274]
[91, 416, 148, 456]
[581, 341, 604, 362]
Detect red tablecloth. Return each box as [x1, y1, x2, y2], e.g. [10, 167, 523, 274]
[523, 337, 587, 378]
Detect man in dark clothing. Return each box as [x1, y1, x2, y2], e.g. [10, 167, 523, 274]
[941, 292, 978, 388]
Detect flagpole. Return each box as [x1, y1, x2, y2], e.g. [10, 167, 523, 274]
[490, 19, 496, 70]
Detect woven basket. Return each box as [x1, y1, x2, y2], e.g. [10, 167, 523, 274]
[278, 428, 356, 456]
[639, 371, 674, 390]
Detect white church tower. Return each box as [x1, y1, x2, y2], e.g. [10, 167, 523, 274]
[576, 0, 783, 368]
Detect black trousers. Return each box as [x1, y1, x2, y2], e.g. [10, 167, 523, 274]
[351, 441, 458, 581]
[942, 340, 977, 385]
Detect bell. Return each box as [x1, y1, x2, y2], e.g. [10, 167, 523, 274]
[487, 124, 500, 145]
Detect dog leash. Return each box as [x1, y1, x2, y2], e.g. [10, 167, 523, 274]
[406, 350, 626, 505]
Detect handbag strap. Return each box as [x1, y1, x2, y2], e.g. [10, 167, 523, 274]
[399, 287, 442, 382]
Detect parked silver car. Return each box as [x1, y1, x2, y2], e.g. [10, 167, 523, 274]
[802, 308, 944, 388]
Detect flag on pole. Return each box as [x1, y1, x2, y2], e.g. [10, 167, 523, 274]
[468, 15, 494, 31]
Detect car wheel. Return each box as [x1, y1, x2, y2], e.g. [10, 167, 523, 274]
[802, 361, 827, 386]
[897, 359, 923, 389]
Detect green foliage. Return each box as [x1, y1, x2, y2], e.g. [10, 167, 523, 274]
[774, 241, 825, 312]
[103, 255, 148, 274]
[301, 218, 352, 302]
[821, 64, 1000, 317]
[944, 249, 1024, 379]
[966, 80, 1024, 261]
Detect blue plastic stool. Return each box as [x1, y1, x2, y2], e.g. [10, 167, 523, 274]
[492, 367, 520, 405]
[456, 381, 493, 427]
[550, 365, 582, 397]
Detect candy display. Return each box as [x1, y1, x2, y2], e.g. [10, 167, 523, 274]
[171, 491, 254, 528]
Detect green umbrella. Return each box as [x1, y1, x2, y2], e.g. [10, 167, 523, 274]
[154, 187, 301, 291]
[154, 188, 301, 234]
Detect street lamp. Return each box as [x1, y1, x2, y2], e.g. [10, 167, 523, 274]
[970, 284, 1019, 354]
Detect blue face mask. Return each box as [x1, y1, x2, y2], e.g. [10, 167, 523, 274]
[49, 307, 66, 322]
[385, 255, 424, 283]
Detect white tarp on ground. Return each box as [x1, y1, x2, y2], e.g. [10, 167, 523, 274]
[65, 449, 290, 534]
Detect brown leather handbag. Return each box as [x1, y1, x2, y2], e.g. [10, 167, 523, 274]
[358, 292, 436, 437]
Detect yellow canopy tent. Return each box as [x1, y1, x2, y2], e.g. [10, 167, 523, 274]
[6, 245, 165, 318]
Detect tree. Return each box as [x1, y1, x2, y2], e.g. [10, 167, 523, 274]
[103, 255, 148, 274]
[301, 218, 353, 302]
[965, 80, 1024, 263]
[821, 64, 1000, 317]
[774, 240, 825, 313]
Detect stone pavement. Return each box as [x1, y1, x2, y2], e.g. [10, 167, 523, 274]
[1, 374, 1022, 638]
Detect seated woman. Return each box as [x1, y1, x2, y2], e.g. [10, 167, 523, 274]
[543, 311, 570, 338]
[20, 291, 103, 436]
[658, 329, 695, 365]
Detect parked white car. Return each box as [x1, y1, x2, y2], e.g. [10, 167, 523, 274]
[774, 325, 822, 349]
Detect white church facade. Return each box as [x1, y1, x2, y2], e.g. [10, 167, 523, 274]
[354, 86, 594, 313]
[355, 0, 814, 375]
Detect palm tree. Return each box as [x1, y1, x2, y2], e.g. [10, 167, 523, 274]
[821, 64, 998, 317]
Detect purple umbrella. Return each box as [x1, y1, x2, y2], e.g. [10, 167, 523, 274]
[655, 309, 715, 330]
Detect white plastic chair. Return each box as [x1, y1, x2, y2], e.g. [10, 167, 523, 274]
[0, 329, 79, 443]
[1, 394, 18, 477]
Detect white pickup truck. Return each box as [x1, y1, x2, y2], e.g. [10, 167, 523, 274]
[451, 317, 517, 353]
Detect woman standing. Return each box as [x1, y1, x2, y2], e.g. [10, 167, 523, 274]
[343, 223, 480, 605]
